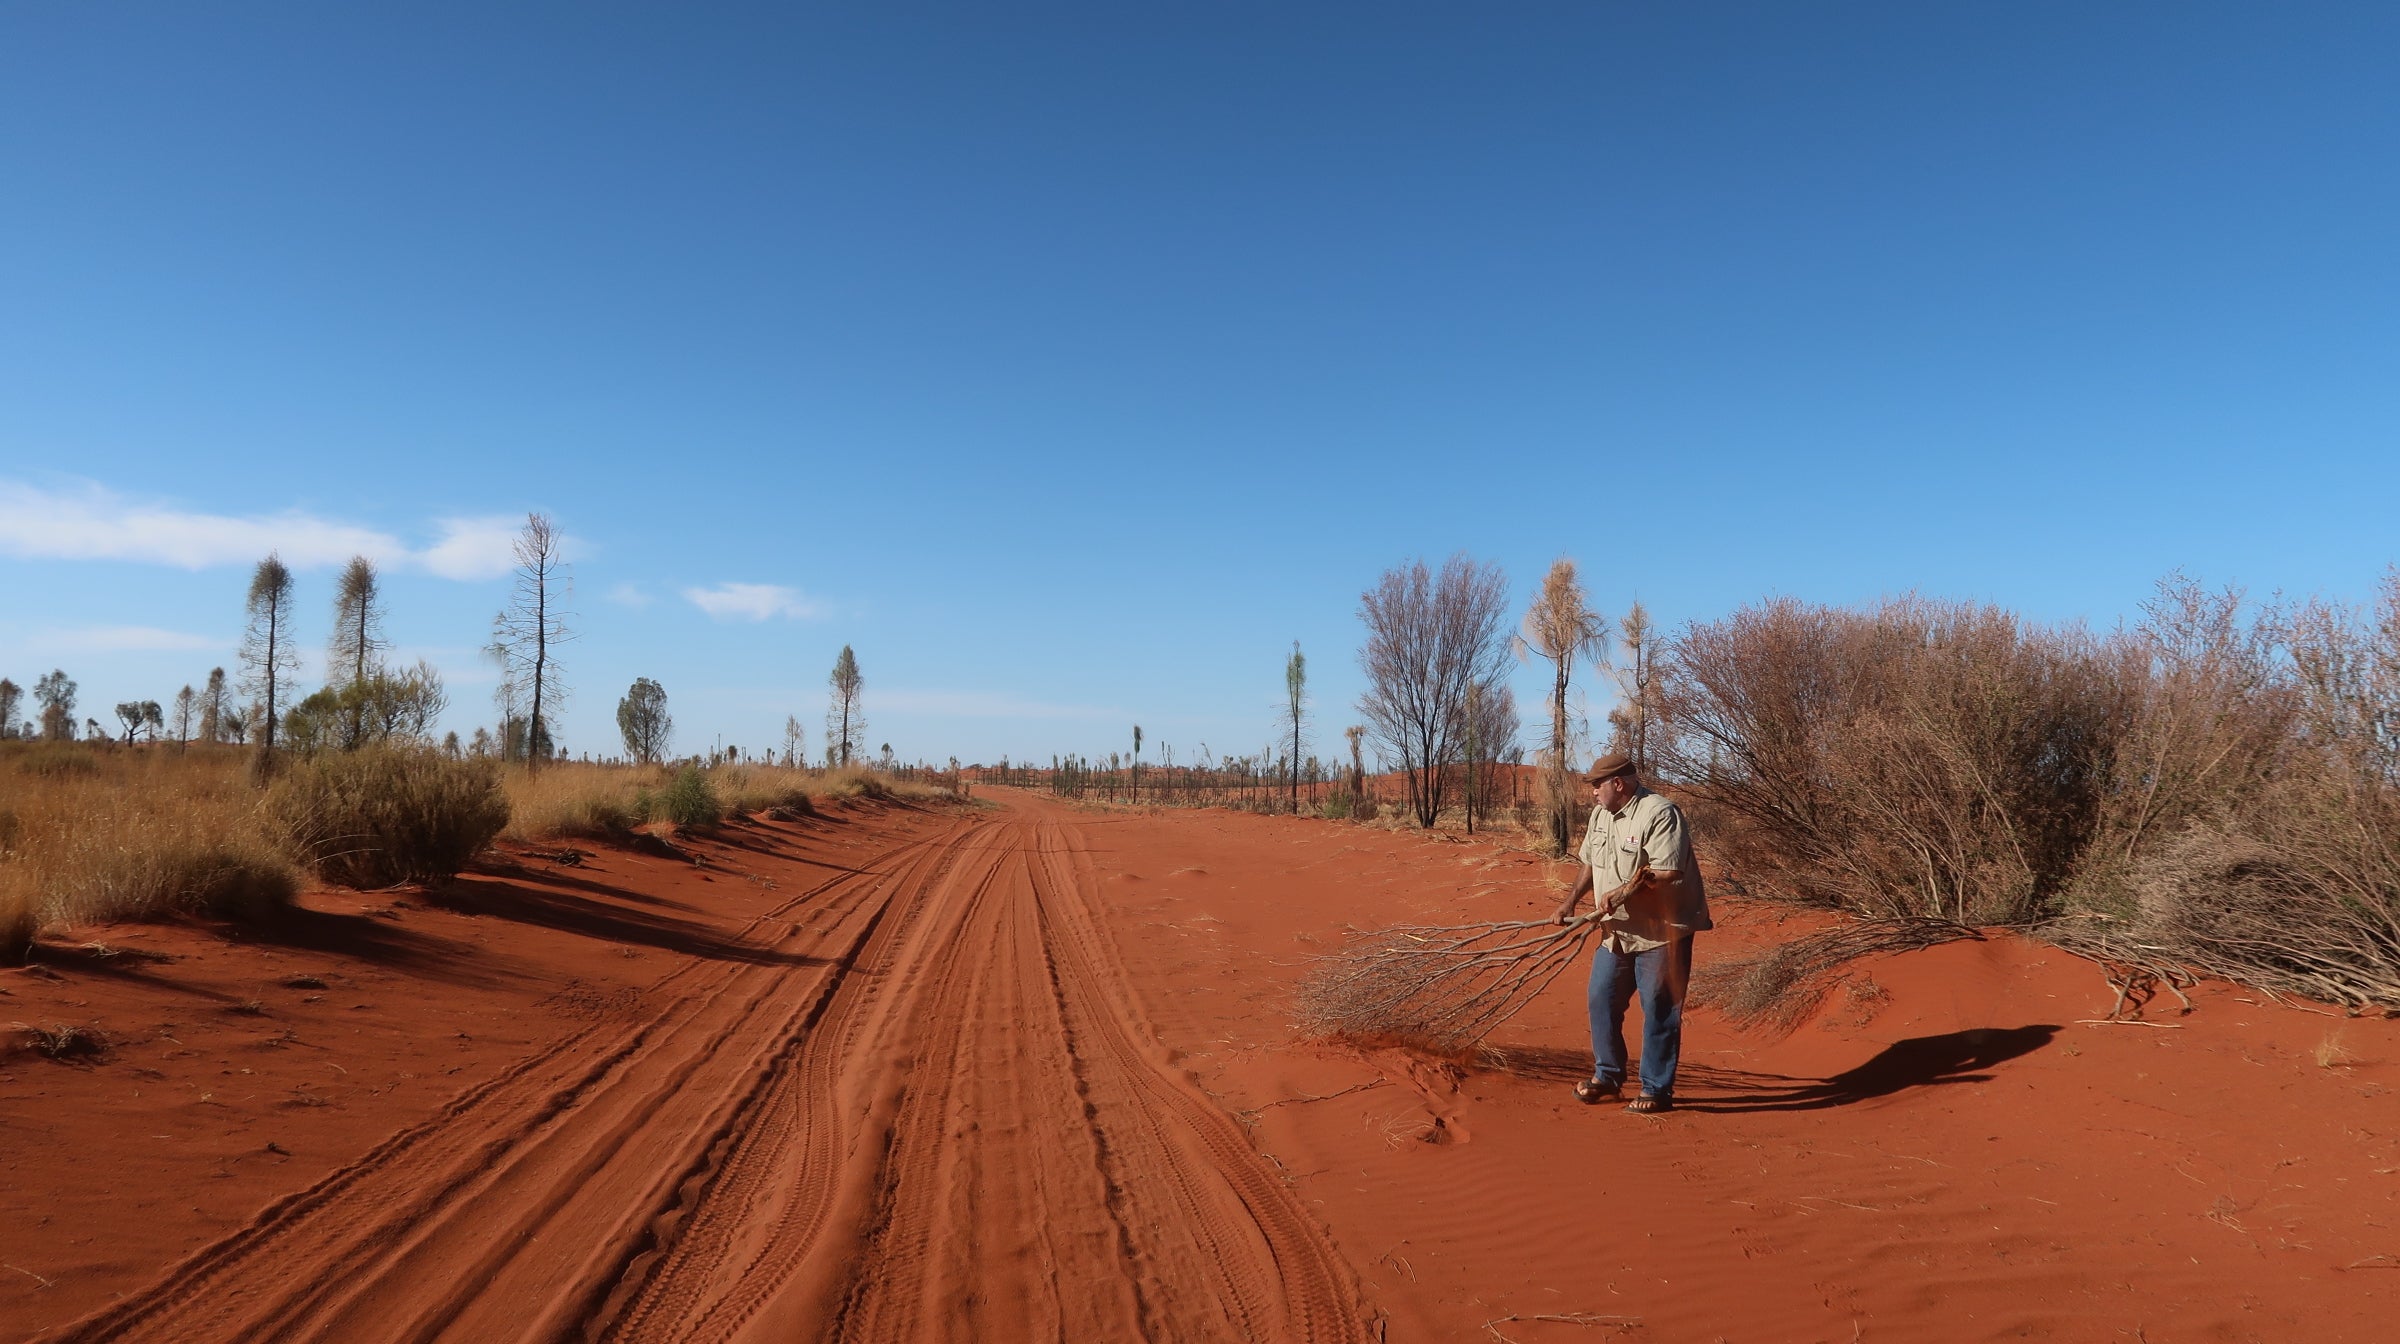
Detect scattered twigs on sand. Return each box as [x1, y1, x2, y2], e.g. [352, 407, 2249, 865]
[1690, 918, 1985, 1031]
[1296, 915, 1598, 1052]
[1483, 1311, 1641, 1342]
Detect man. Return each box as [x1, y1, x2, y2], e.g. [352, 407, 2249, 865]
[1551, 752, 1710, 1114]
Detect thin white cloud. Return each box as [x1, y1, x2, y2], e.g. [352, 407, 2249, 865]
[0, 479, 402, 570]
[0, 479, 571, 582]
[19, 625, 226, 654]
[877, 689, 1126, 720]
[606, 582, 655, 609]
[417, 516, 527, 580]
[682, 582, 825, 622]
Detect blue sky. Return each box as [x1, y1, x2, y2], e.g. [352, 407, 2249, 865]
[3, 4, 2396, 765]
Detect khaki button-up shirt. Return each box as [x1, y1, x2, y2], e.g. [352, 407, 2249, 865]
[1579, 787, 1711, 953]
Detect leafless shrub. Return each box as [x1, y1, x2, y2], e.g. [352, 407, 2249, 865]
[1655, 595, 2124, 924]
[1690, 919, 1984, 1030]
[2115, 815, 2400, 1010]
[2073, 575, 2301, 912]
[1358, 555, 1514, 829]
[1653, 569, 2400, 1010]
[1296, 917, 1595, 1052]
[2061, 575, 2400, 1010]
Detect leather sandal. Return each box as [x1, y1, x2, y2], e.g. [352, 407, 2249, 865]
[1572, 1078, 1620, 1105]
[1624, 1094, 1674, 1115]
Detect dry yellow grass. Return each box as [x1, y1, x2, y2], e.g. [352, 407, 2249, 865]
[499, 761, 659, 841]
[1, 745, 955, 952]
[2315, 1029, 2357, 1069]
[499, 760, 947, 842]
[0, 742, 297, 951]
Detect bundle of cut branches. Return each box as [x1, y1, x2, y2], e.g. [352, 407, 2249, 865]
[1691, 917, 1984, 1031]
[1296, 914, 1597, 1052]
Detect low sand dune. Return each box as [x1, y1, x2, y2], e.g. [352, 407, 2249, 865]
[3, 790, 2393, 1342]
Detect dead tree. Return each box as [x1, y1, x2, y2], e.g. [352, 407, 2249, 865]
[489, 513, 571, 774]
[1357, 555, 1512, 828]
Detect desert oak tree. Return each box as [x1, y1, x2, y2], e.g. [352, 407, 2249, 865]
[1284, 641, 1307, 814]
[241, 554, 300, 772]
[329, 555, 390, 750]
[1518, 558, 1608, 855]
[617, 677, 672, 765]
[827, 645, 864, 766]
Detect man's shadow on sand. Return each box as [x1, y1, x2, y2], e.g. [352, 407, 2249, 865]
[1484, 1025, 2059, 1112]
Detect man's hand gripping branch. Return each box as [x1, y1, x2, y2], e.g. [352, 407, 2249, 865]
[1555, 862, 1652, 927]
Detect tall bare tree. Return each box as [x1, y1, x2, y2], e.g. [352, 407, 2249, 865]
[199, 666, 227, 743]
[826, 645, 864, 766]
[1357, 554, 1513, 828]
[0, 678, 20, 740]
[170, 684, 196, 748]
[1345, 723, 1367, 801]
[329, 555, 389, 750]
[782, 714, 805, 768]
[1517, 558, 1608, 855]
[241, 554, 300, 773]
[617, 677, 672, 765]
[1606, 601, 1657, 771]
[1284, 642, 1308, 814]
[489, 514, 571, 773]
[1132, 724, 1143, 803]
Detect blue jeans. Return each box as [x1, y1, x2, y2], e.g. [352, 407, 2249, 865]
[1587, 935, 1695, 1098]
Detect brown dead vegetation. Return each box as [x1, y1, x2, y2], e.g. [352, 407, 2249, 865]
[0, 745, 951, 955]
[1654, 570, 2400, 1011]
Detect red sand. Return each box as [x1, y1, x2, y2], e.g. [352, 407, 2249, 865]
[2, 790, 2393, 1342]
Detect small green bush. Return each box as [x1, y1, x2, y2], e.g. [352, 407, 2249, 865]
[655, 766, 723, 829]
[269, 749, 511, 887]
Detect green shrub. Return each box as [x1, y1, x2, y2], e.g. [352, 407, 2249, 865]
[655, 765, 723, 829]
[269, 749, 510, 887]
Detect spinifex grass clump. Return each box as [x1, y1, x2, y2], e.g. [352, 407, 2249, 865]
[268, 748, 510, 887]
[1297, 915, 1596, 1053]
[654, 765, 722, 829]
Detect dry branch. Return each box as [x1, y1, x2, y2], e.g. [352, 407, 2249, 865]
[1690, 918, 1985, 1031]
[1297, 914, 1598, 1052]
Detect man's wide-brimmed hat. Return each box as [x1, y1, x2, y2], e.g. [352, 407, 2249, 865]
[1583, 752, 1637, 783]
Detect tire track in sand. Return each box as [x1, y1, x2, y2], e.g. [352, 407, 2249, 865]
[38, 816, 973, 1344]
[45, 802, 1370, 1344]
[608, 809, 1371, 1344]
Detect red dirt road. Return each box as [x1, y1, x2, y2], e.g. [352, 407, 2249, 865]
[6, 790, 2397, 1342]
